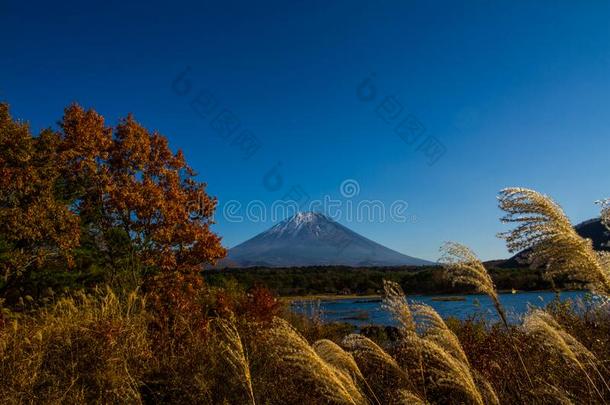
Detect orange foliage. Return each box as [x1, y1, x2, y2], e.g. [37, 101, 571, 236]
[1, 102, 226, 298]
[0, 104, 81, 291]
[144, 271, 211, 346]
[59, 104, 226, 275]
[212, 284, 280, 323]
[241, 285, 281, 323]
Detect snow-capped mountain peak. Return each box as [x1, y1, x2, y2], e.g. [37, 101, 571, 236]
[267, 211, 325, 237]
[218, 212, 434, 268]
[292, 211, 319, 224]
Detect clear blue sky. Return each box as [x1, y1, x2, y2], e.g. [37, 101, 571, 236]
[2, 1, 609, 261]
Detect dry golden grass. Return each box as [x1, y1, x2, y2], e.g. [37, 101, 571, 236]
[524, 309, 595, 367]
[4, 186, 610, 404]
[342, 333, 409, 383]
[440, 242, 498, 303]
[598, 199, 610, 230]
[381, 280, 488, 405]
[265, 317, 367, 405]
[215, 316, 255, 405]
[314, 339, 382, 405]
[0, 289, 151, 404]
[472, 369, 500, 405]
[417, 336, 484, 404]
[499, 187, 610, 295]
[342, 333, 414, 404]
[439, 240, 534, 391]
[313, 339, 362, 379]
[531, 384, 577, 404]
[3, 273, 610, 404]
[381, 279, 416, 334]
[523, 309, 609, 401]
[381, 280, 427, 394]
[411, 303, 469, 367]
[390, 389, 429, 404]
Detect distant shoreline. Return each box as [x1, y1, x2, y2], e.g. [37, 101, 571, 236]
[281, 294, 381, 303]
[282, 288, 586, 303]
[205, 265, 588, 298]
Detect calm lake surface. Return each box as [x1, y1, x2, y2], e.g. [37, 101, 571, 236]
[291, 290, 589, 327]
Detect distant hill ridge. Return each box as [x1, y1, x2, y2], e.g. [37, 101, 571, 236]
[217, 211, 434, 268]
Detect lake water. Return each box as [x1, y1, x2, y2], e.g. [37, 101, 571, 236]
[291, 290, 589, 327]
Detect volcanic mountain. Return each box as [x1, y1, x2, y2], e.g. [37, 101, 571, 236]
[218, 212, 434, 268]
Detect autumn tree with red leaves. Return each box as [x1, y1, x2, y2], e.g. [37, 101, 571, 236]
[0, 102, 225, 300]
[0, 104, 81, 299]
[59, 104, 226, 283]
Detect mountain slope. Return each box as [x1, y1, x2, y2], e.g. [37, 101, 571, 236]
[219, 212, 434, 267]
